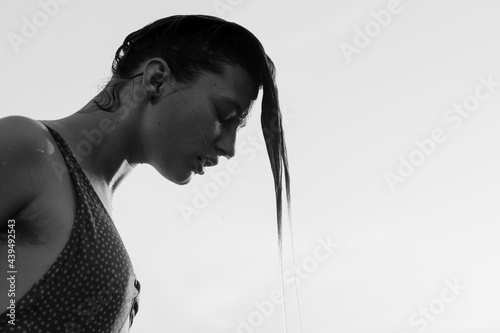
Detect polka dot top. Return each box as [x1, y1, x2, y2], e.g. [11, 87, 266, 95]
[0, 125, 141, 332]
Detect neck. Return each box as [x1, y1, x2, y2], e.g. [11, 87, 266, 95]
[42, 96, 145, 195]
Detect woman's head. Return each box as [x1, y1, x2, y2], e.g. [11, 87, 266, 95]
[133, 59, 258, 186]
[96, 15, 290, 239]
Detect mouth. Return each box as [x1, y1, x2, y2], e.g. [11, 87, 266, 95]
[195, 157, 205, 175]
[196, 155, 218, 174]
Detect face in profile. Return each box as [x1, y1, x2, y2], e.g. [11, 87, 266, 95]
[142, 64, 259, 185]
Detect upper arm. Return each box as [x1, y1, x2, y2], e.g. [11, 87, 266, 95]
[0, 116, 51, 230]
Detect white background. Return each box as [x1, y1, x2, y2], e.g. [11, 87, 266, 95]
[1, 0, 499, 332]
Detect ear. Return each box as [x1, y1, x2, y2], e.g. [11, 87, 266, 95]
[141, 58, 174, 104]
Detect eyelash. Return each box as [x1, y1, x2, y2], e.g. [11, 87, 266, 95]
[215, 106, 247, 128]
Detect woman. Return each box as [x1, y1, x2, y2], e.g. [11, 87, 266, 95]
[0, 15, 290, 332]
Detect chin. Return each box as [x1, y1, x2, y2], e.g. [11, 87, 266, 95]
[169, 171, 193, 185]
[156, 165, 193, 185]
[175, 177, 192, 185]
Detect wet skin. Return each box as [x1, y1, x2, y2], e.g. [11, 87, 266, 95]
[0, 62, 259, 320]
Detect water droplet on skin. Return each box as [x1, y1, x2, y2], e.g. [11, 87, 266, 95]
[46, 141, 55, 155]
[2, 161, 6, 167]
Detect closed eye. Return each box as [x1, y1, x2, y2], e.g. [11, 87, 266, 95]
[213, 98, 251, 129]
[214, 106, 228, 123]
[214, 106, 239, 124]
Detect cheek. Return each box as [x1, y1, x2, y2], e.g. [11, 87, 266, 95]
[158, 115, 211, 157]
[156, 103, 221, 154]
[191, 111, 222, 143]
[210, 121, 223, 138]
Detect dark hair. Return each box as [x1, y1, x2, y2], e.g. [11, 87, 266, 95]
[95, 15, 290, 240]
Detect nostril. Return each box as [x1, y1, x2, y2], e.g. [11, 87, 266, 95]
[217, 148, 229, 159]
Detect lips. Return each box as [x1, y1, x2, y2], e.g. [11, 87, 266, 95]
[196, 157, 205, 175]
[196, 155, 218, 174]
[200, 155, 218, 167]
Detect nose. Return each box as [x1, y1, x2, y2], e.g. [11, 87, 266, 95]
[215, 127, 236, 159]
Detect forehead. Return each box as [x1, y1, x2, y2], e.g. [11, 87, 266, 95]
[197, 64, 259, 111]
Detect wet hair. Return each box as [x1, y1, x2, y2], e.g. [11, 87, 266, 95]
[95, 15, 290, 241]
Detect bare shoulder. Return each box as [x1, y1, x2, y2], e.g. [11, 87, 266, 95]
[0, 115, 49, 140]
[0, 116, 56, 228]
[0, 116, 54, 170]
